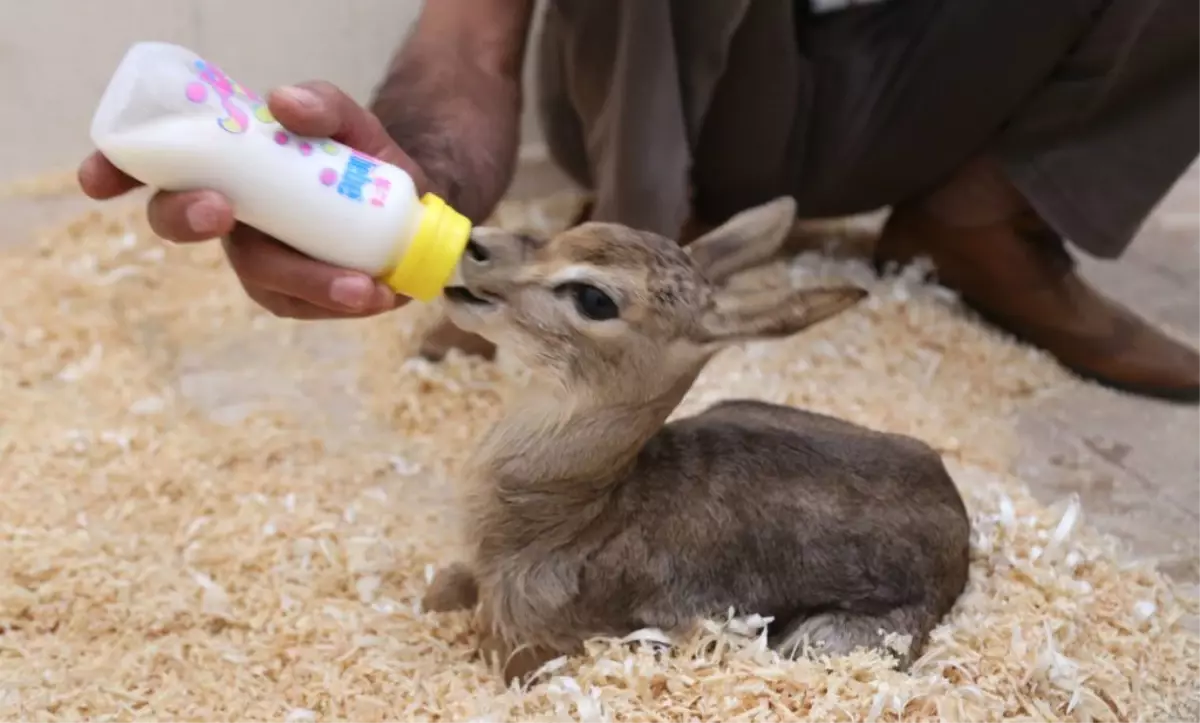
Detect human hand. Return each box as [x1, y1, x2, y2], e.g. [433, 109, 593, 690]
[78, 81, 430, 319]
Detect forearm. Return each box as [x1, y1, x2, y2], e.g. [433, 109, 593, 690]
[369, 0, 535, 223]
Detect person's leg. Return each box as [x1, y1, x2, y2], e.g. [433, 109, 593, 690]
[868, 0, 1198, 401]
[691, 0, 1196, 401]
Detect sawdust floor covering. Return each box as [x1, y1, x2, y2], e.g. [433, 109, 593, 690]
[0, 184, 1197, 721]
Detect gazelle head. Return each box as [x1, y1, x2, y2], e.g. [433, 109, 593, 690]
[443, 196, 867, 405]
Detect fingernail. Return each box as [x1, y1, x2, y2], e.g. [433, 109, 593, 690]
[330, 276, 373, 310]
[186, 199, 220, 235]
[276, 85, 320, 110]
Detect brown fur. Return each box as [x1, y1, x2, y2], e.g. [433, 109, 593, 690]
[426, 197, 971, 683]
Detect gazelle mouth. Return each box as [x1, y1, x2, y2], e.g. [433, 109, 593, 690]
[444, 286, 494, 306]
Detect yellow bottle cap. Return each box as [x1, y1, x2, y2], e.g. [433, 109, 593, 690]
[383, 193, 472, 302]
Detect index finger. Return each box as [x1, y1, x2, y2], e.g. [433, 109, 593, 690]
[78, 152, 143, 200]
[265, 82, 430, 192]
[266, 82, 393, 154]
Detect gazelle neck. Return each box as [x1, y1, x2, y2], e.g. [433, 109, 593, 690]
[466, 367, 700, 552]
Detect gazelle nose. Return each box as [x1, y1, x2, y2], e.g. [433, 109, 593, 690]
[465, 236, 490, 263]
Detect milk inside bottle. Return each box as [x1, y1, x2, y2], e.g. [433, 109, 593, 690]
[89, 41, 471, 301]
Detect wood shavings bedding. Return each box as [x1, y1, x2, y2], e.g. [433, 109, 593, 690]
[0, 186, 1196, 721]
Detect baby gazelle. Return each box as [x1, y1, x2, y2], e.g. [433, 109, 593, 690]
[425, 197, 971, 682]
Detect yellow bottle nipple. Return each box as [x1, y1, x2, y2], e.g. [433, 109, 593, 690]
[383, 193, 473, 302]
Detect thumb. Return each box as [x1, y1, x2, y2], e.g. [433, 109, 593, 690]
[265, 81, 430, 194]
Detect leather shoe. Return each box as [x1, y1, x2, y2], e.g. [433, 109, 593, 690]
[875, 203, 1200, 403]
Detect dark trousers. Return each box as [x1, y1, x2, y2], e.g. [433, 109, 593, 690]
[535, 0, 1198, 258]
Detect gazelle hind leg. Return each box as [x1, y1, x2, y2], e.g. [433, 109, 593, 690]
[773, 604, 934, 670]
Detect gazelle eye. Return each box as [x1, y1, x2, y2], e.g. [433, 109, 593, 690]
[556, 283, 620, 321]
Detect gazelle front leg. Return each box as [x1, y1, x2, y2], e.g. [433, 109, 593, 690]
[473, 597, 573, 685]
[424, 566, 563, 682]
[475, 621, 564, 684]
[421, 562, 479, 612]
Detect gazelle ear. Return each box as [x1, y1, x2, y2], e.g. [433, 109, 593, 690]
[694, 286, 868, 346]
[685, 196, 797, 284]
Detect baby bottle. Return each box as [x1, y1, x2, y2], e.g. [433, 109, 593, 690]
[89, 41, 471, 302]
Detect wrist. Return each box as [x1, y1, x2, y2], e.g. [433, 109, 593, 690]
[368, 0, 533, 220]
[406, 0, 534, 82]
[370, 60, 521, 223]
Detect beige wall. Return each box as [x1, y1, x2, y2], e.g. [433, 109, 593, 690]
[1, 0, 547, 185]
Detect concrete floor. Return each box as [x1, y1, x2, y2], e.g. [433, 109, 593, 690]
[3, 161, 1198, 590]
[1015, 167, 1200, 586]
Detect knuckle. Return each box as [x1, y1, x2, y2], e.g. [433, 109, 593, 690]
[246, 287, 297, 319]
[222, 234, 270, 276]
[300, 79, 343, 102]
[220, 235, 249, 268]
[266, 301, 299, 320]
[363, 108, 388, 133]
[145, 196, 181, 238]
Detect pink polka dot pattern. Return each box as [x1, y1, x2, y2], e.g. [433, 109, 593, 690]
[319, 168, 338, 186]
[185, 82, 207, 103]
[299, 142, 313, 156]
[274, 131, 289, 145]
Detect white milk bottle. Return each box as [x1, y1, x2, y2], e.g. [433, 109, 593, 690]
[89, 41, 471, 302]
